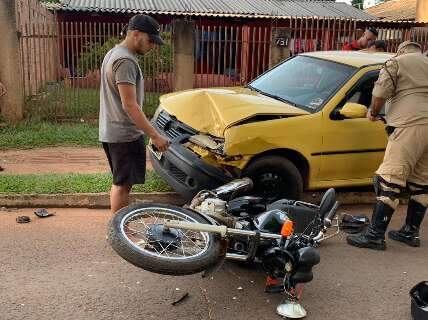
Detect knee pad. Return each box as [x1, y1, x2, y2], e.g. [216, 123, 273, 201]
[408, 182, 428, 207]
[374, 175, 402, 209]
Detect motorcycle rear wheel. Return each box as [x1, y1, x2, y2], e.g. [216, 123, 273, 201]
[107, 203, 222, 275]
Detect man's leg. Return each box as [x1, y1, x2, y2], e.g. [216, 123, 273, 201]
[347, 127, 418, 250]
[347, 175, 402, 250]
[388, 126, 428, 247]
[103, 136, 146, 214]
[110, 184, 132, 214]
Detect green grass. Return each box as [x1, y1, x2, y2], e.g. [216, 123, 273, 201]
[0, 171, 172, 194]
[25, 86, 161, 121]
[0, 121, 99, 149]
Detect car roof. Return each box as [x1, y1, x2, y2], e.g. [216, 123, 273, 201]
[301, 51, 394, 68]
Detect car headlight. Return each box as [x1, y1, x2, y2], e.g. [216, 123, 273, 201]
[189, 134, 225, 155]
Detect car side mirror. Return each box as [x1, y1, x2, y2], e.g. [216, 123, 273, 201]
[339, 103, 368, 119]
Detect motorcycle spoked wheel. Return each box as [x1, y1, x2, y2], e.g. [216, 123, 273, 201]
[107, 203, 222, 275]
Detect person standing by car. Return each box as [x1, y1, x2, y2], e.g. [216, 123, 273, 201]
[99, 14, 169, 214]
[347, 41, 428, 250]
[343, 28, 378, 51]
[365, 40, 387, 53]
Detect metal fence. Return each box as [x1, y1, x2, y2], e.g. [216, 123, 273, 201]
[14, 1, 428, 121]
[195, 25, 271, 88]
[18, 20, 174, 121]
[193, 17, 428, 90]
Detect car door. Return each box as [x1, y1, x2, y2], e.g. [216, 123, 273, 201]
[318, 70, 387, 182]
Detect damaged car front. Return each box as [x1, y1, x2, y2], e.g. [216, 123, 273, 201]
[148, 85, 309, 201]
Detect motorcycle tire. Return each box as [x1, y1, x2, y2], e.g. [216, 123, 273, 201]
[107, 203, 222, 276]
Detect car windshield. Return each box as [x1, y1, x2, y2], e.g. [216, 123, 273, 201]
[248, 56, 357, 113]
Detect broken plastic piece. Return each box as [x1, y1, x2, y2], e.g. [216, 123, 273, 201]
[34, 208, 55, 218]
[171, 292, 189, 306]
[16, 216, 31, 223]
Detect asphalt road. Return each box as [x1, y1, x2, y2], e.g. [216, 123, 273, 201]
[1, 205, 427, 320]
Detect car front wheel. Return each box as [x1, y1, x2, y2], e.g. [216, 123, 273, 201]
[243, 155, 303, 201]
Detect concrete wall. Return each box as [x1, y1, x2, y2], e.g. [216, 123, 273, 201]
[417, 0, 428, 22]
[0, 0, 24, 121]
[173, 19, 195, 92]
[269, 27, 291, 68]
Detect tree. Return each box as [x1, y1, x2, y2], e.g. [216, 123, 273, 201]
[352, 0, 364, 9]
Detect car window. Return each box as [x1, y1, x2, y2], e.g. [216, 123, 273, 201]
[332, 70, 383, 117]
[345, 72, 378, 108]
[248, 56, 357, 113]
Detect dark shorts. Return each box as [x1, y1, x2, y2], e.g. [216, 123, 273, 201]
[102, 136, 146, 186]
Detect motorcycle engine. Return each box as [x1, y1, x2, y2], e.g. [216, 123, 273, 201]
[197, 198, 227, 216]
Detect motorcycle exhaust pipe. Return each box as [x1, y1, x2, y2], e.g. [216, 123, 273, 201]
[225, 253, 248, 261]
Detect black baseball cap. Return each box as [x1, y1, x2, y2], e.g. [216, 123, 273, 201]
[367, 27, 378, 37]
[127, 14, 165, 45]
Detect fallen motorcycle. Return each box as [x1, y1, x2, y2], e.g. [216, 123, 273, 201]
[107, 178, 340, 318]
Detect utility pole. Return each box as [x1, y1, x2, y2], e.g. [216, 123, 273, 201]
[0, 0, 24, 122]
[416, 0, 428, 22]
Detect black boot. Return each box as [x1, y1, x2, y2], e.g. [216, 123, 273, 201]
[388, 199, 426, 247]
[347, 201, 394, 250]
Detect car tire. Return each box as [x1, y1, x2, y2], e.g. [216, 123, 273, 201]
[243, 155, 303, 201]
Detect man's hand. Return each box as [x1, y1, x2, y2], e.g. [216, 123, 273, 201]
[151, 133, 170, 152]
[366, 110, 380, 122]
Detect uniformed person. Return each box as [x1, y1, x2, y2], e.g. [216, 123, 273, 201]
[347, 41, 428, 250]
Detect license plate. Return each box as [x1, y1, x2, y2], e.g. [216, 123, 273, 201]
[148, 139, 163, 160]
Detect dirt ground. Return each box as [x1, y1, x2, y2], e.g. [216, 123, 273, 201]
[1, 205, 427, 320]
[0, 147, 152, 174]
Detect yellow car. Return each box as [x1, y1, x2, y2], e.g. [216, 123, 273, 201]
[149, 51, 392, 201]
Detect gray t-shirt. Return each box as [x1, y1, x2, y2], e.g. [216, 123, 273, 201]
[99, 45, 144, 143]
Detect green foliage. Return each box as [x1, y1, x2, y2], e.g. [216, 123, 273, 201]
[0, 171, 172, 194]
[77, 33, 173, 77]
[351, 0, 364, 9]
[78, 37, 121, 75]
[24, 87, 160, 121]
[0, 121, 99, 149]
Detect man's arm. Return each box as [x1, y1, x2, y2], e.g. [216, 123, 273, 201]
[368, 59, 398, 121]
[117, 83, 169, 151]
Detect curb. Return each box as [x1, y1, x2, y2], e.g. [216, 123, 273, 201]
[0, 191, 400, 209]
[0, 192, 185, 209]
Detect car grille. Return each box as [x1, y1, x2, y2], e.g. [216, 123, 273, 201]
[155, 111, 195, 140]
[169, 163, 187, 184]
[156, 111, 169, 129]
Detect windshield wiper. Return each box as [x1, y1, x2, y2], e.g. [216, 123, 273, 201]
[247, 84, 299, 108]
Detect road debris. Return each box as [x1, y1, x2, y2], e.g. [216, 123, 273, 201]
[16, 216, 31, 223]
[171, 292, 189, 306]
[34, 208, 55, 218]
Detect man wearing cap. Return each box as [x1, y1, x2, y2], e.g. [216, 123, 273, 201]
[99, 14, 169, 214]
[347, 41, 428, 250]
[343, 28, 378, 51]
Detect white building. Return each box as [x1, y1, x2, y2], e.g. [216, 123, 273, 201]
[363, 0, 385, 9]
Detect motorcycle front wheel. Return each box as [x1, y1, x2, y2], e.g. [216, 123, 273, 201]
[107, 203, 222, 275]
